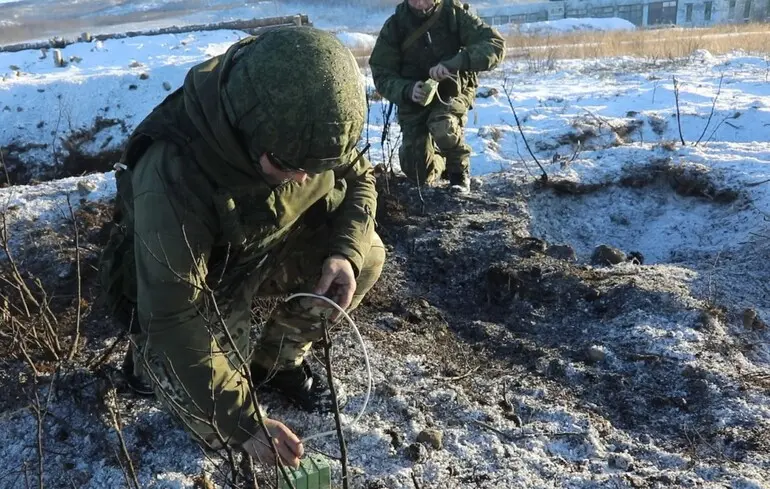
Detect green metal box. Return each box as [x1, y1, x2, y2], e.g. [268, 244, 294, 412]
[280, 455, 331, 489]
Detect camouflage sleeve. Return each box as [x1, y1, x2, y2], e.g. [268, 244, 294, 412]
[442, 7, 506, 73]
[369, 16, 414, 106]
[328, 154, 377, 275]
[132, 141, 261, 446]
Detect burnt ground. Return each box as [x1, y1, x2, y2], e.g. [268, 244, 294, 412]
[0, 171, 768, 488]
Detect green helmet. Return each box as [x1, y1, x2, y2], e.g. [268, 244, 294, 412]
[222, 27, 366, 174]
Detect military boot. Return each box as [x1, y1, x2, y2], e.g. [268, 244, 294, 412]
[448, 171, 471, 194]
[251, 360, 344, 412]
[122, 348, 154, 397]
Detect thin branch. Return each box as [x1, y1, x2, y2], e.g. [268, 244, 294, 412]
[177, 225, 297, 489]
[695, 72, 724, 146]
[30, 388, 45, 489]
[23, 462, 30, 489]
[502, 81, 548, 182]
[414, 166, 426, 216]
[672, 76, 686, 146]
[745, 178, 770, 187]
[0, 146, 10, 186]
[66, 194, 82, 361]
[87, 330, 127, 371]
[106, 389, 141, 489]
[473, 419, 585, 441]
[133, 212, 296, 488]
[411, 471, 422, 489]
[112, 446, 133, 489]
[226, 447, 239, 487]
[432, 365, 481, 381]
[706, 114, 732, 143]
[322, 321, 349, 489]
[567, 140, 582, 165]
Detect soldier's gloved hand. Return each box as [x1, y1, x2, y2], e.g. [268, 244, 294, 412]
[411, 81, 427, 104]
[429, 63, 452, 81]
[314, 254, 356, 320]
[242, 418, 304, 469]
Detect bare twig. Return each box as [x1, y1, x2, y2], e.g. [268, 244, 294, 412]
[23, 462, 30, 489]
[746, 178, 770, 187]
[105, 389, 141, 489]
[380, 100, 394, 195]
[0, 212, 63, 359]
[411, 471, 422, 489]
[433, 365, 481, 381]
[502, 81, 548, 182]
[87, 330, 127, 370]
[672, 77, 686, 146]
[179, 225, 297, 489]
[134, 210, 297, 488]
[706, 114, 732, 143]
[414, 166, 426, 216]
[112, 446, 133, 489]
[0, 146, 10, 186]
[695, 72, 724, 146]
[226, 447, 239, 487]
[66, 194, 82, 361]
[473, 420, 584, 441]
[322, 321, 349, 489]
[243, 453, 261, 489]
[567, 140, 582, 165]
[30, 388, 45, 489]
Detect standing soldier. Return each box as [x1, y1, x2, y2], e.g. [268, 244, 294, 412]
[370, 0, 505, 193]
[99, 27, 385, 468]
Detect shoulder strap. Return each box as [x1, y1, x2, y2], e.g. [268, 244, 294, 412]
[400, 0, 445, 52]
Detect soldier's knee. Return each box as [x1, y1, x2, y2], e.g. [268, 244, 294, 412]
[428, 117, 462, 150]
[359, 233, 385, 290]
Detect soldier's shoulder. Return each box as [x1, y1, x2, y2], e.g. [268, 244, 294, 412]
[448, 0, 471, 11]
[451, 0, 485, 24]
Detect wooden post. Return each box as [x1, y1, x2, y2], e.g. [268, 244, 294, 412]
[52, 49, 64, 67]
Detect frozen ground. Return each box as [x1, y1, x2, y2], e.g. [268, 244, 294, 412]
[1, 18, 770, 489]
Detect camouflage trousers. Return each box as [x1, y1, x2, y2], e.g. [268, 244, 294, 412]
[128, 225, 385, 448]
[398, 94, 472, 185]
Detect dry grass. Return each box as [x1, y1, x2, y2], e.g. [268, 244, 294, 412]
[356, 22, 770, 68]
[504, 22, 770, 61]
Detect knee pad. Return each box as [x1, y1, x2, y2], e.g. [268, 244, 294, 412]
[429, 117, 462, 150]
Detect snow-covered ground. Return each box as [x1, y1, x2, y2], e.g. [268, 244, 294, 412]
[514, 17, 636, 35]
[1, 11, 769, 489]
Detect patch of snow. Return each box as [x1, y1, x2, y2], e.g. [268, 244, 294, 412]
[516, 17, 637, 35]
[335, 31, 377, 51]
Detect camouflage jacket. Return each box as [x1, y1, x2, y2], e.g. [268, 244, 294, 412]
[369, 0, 505, 110]
[102, 44, 377, 444]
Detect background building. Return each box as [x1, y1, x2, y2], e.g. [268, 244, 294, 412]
[475, 0, 770, 28]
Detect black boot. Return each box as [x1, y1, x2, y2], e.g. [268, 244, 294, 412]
[251, 360, 342, 412]
[122, 348, 154, 397]
[448, 171, 470, 194]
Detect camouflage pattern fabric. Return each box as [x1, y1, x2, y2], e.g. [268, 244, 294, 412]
[253, 229, 385, 371]
[369, 0, 505, 182]
[399, 92, 472, 185]
[99, 26, 379, 448]
[129, 220, 385, 450]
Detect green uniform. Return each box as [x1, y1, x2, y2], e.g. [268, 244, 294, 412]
[369, 0, 505, 184]
[99, 28, 384, 448]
